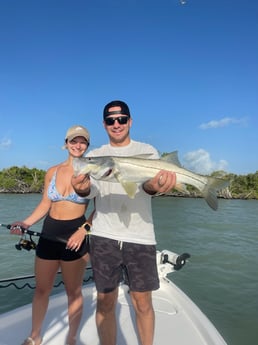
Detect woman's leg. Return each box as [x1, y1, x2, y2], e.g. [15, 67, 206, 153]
[27, 257, 59, 345]
[61, 253, 89, 345]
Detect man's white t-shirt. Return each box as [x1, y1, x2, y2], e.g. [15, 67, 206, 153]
[86, 140, 160, 245]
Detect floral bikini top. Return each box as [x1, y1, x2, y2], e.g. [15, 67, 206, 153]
[47, 171, 89, 204]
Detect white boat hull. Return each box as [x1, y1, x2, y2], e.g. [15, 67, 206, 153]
[0, 251, 227, 345]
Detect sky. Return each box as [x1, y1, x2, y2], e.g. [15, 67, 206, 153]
[0, 0, 257, 175]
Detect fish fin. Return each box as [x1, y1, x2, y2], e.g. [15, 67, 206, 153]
[203, 188, 218, 211]
[120, 181, 138, 198]
[114, 172, 137, 198]
[203, 177, 230, 211]
[161, 151, 182, 167]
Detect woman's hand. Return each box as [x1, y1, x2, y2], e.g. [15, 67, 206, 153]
[10, 221, 29, 235]
[66, 226, 87, 252]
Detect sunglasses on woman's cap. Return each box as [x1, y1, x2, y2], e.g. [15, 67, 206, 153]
[104, 116, 130, 126]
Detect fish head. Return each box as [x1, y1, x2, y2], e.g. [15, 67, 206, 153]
[73, 156, 115, 180]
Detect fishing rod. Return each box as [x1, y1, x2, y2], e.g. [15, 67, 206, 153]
[1, 223, 47, 237]
[0, 223, 67, 251]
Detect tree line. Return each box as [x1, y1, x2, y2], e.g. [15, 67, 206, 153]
[0, 166, 45, 193]
[0, 166, 258, 199]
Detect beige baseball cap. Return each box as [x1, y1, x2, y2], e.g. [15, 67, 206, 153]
[62, 125, 90, 149]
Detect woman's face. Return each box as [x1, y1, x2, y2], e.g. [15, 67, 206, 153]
[67, 136, 89, 157]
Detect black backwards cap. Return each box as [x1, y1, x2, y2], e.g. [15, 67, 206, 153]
[103, 100, 131, 119]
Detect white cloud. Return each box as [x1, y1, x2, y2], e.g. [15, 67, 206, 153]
[199, 117, 247, 130]
[0, 137, 12, 150]
[183, 149, 228, 174]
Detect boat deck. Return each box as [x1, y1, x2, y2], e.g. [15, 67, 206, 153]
[0, 251, 228, 345]
[0, 276, 226, 345]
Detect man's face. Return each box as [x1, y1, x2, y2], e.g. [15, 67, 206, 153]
[103, 106, 132, 145]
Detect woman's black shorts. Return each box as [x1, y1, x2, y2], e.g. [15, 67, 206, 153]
[36, 214, 89, 261]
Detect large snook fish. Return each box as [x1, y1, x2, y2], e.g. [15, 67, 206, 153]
[73, 151, 229, 211]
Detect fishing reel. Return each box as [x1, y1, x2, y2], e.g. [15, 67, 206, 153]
[15, 235, 37, 251]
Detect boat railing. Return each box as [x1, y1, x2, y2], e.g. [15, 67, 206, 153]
[0, 266, 94, 290]
[0, 250, 190, 291]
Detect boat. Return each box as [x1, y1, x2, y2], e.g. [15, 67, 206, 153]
[0, 250, 227, 345]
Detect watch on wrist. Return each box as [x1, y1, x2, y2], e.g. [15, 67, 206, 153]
[83, 222, 91, 232]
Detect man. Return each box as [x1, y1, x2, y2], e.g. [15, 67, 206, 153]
[72, 100, 176, 345]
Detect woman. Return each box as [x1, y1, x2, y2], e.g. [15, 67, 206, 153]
[10, 125, 92, 345]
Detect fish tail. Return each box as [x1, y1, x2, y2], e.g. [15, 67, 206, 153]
[203, 177, 230, 211]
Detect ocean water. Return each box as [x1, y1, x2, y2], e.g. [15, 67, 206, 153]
[0, 194, 257, 345]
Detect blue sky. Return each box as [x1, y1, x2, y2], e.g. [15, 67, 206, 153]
[0, 0, 257, 175]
